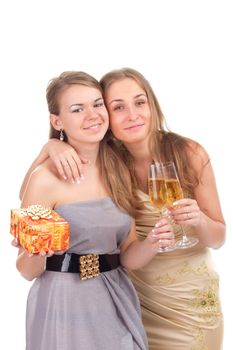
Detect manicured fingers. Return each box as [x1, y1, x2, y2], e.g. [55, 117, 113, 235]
[170, 198, 201, 226]
[11, 238, 20, 247]
[39, 250, 54, 257]
[55, 151, 89, 183]
[28, 250, 55, 258]
[148, 220, 175, 246]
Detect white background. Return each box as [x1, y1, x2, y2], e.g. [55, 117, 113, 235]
[0, 1, 232, 349]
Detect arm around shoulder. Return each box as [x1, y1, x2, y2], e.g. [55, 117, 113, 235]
[19, 139, 88, 200]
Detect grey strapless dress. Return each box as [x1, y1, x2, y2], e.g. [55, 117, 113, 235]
[26, 198, 148, 350]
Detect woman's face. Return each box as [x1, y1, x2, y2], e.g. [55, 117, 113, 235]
[104, 78, 152, 145]
[52, 84, 109, 146]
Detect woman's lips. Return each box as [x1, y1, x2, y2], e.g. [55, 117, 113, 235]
[83, 123, 102, 130]
[124, 123, 145, 130]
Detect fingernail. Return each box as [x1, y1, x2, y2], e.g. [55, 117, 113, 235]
[155, 222, 161, 227]
[173, 201, 178, 206]
[76, 178, 81, 184]
[80, 174, 84, 180]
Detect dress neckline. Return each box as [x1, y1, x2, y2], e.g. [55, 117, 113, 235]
[55, 197, 112, 210]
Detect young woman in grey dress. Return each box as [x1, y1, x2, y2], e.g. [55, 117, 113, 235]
[16, 71, 174, 350]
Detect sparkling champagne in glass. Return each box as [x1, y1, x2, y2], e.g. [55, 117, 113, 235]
[162, 161, 199, 249]
[148, 163, 176, 253]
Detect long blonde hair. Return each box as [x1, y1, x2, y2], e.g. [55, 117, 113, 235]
[100, 67, 200, 195]
[46, 71, 136, 216]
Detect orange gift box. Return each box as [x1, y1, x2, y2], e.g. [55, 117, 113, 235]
[10, 204, 69, 254]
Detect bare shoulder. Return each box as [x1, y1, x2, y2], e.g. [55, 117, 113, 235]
[30, 159, 57, 186]
[186, 139, 210, 174]
[22, 159, 59, 207]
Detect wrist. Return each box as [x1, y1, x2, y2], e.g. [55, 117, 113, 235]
[39, 142, 51, 160]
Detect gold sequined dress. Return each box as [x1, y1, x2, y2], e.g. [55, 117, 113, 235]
[129, 191, 223, 350]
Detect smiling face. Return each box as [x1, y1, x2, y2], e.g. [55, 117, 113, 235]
[104, 78, 152, 146]
[50, 84, 109, 147]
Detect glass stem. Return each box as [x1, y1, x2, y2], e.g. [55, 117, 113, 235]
[180, 226, 188, 242]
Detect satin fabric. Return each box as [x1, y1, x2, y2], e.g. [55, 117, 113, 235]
[129, 191, 223, 350]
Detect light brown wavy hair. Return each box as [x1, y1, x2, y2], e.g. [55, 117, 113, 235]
[100, 67, 202, 196]
[46, 71, 136, 216]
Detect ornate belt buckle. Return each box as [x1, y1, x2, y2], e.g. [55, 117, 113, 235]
[79, 254, 100, 280]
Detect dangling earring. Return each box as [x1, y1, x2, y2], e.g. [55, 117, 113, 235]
[59, 129, 64, 141]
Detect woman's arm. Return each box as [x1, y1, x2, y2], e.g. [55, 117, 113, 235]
[16, 247, 48, 281]
[170, 143, 226, 249]
[17, 166, 57, 281]
[120, 218, 174, 270]
[20, 139, 87, 200]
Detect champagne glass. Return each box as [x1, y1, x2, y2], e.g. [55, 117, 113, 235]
[162, 161, 199, 249]
[148, 163, 176, 253]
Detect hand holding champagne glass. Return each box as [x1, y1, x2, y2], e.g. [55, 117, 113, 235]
[148, 163, 176, 253]
[162, 161, 199, 249]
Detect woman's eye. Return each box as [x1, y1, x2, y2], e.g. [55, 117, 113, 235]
[94, 102, 104, 108]
[113, 105, 124, 111]
[72, 107, 83, 113]
[135, 100, 146, 106]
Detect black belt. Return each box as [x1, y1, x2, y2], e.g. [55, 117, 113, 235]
[46, 252, 120, 280]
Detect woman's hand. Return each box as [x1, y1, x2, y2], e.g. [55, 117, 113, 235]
[169, 198, 201, 227]
[12, 238, 55, 257]
[145, 218, 175, 252]
[11, 238, 20, 248]
[120, 218, 175, 269]
[20, 139, 89, 200]
[46, 139, 89, 182]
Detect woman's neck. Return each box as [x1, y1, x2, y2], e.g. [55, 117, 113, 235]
[123, 138, 151, 165]
[69, 141, 100, 166]
[123, 139, 152, 193]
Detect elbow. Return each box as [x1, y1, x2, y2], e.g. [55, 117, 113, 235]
[120, 258, 141, 271]
[120, 257, 135, 271]
[212, 224, 226, 249]
[21, 272, 35, 282]
[16, 261, 36, 282]
[17, 267, 35, 281]
[213, 235, 226, 250]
